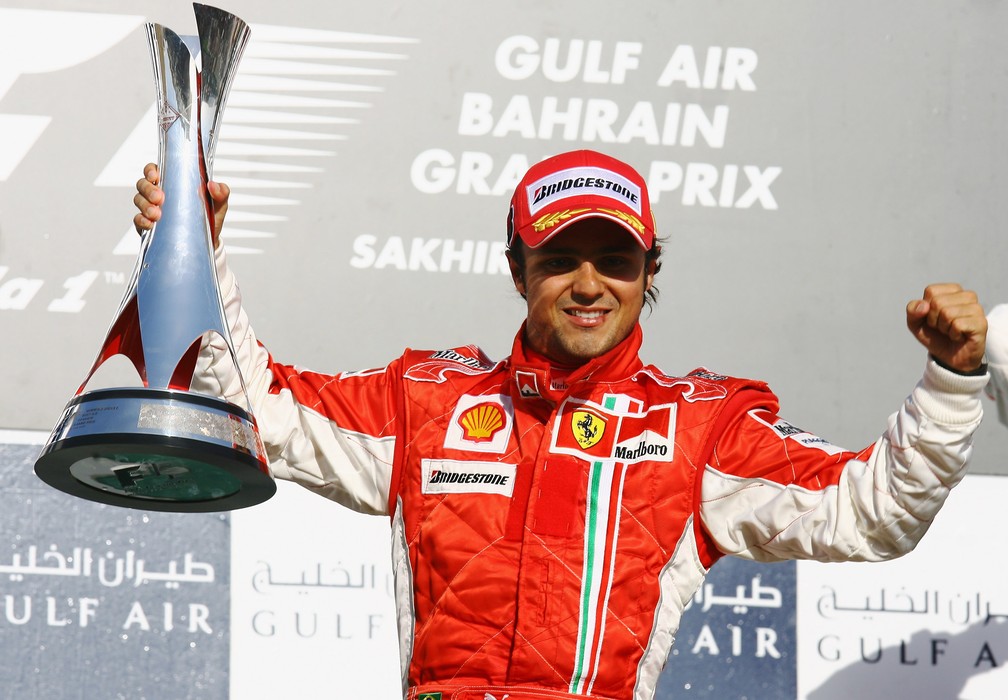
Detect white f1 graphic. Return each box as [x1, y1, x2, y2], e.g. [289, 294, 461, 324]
[97, 22, 418, 256]
[0, 9, 144, 181]
[0, 8, 416, 256]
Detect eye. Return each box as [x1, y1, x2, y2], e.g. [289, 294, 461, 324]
[598, 255, 631, 272]
[541, 256, 575, 272]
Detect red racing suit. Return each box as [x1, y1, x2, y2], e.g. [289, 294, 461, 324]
[196, 250, 986, 700]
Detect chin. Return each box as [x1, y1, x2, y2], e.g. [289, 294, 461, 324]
[556, 338, 617, 364]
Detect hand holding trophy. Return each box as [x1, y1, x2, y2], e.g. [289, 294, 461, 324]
[34, 4, 276, 512]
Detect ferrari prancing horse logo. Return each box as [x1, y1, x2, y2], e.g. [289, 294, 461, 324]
[572, 409, 606, 450]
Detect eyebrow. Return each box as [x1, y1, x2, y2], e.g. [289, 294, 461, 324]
[534, 243, 639, 256]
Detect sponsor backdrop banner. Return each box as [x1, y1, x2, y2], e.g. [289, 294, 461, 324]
[5, 432, 1006, 700]
[0, 436, 230, 700]
[1, 1, 1007, 698]
[796, 475, 1008, 699]
[661, 560, 797, 698]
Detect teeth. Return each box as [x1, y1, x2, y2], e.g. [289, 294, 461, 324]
[570, 310, 604, 319]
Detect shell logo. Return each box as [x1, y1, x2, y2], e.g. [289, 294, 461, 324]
[458, 402, 505, 443]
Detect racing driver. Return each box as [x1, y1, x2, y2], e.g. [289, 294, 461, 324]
[134, 150, 989, 700]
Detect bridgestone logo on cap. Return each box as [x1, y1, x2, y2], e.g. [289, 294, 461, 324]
[526, 166, 642, 216]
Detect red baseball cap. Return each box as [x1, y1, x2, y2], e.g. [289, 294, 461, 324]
[507, 150, 655, 250]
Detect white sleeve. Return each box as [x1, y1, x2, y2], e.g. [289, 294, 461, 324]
[701, 359, 986, 563]
[189, 247, 396, 515]
[190, 247, 266, 411]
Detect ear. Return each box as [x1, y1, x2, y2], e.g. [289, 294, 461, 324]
[643, 252, 658, 293]
[506, 250, 526, 297]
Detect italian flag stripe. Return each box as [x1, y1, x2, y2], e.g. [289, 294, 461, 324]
[585, 463, 626, 694]
[570, 395, 626, 694]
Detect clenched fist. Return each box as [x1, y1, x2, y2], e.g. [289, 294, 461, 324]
[906, 283, 987, 373]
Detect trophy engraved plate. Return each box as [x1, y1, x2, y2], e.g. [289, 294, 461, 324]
[34, 4, 275, 512]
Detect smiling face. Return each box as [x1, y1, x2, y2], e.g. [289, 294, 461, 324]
[508, 218, 656, 367]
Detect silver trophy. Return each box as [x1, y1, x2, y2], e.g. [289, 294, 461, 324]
[34, 4, 275, 512]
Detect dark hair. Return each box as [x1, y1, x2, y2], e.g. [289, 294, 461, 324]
[507, 238, 665, 310]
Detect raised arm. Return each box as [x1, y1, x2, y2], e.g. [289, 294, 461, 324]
[701, 283, 988, 564]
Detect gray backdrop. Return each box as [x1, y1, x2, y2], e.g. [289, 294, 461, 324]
[2, 0, 1005, 474]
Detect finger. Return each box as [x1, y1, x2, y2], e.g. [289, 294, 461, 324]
[906, 299, 930, 337]
[133, 212, 155, 235]
[207, 180, 230, 243]
[135, 178, 164, 209]
[207, 180, 229, 204]
[906, 298, 928, 320]
[933, 305, 986, 352]
[922, 282, 964, 303]
[207, 181, 230, 220]
[922, 284, 962, 330]
[132, 191, 161, 223]
[925, 290, 979, 334]
[944, 304, 987, 343]
[143, 162, 160, 185]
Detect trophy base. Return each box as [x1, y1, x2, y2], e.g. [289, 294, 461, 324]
[35, 388, 275, 512]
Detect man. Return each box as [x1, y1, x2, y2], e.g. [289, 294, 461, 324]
[135, 150, 987, 700]
[986, 304, 1008, 426]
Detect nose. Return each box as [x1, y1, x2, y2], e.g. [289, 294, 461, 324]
[571, 261, 604, 301]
